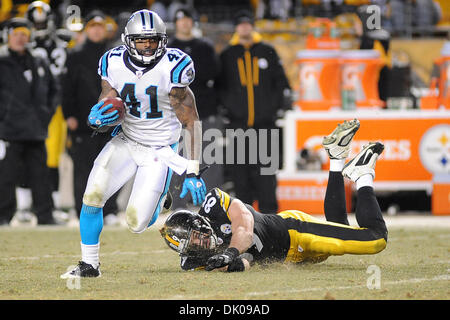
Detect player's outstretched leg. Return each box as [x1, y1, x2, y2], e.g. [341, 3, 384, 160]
[343, 142, 387, 240]
[60, 204, 102, 279]
[322, 119, 360, 225]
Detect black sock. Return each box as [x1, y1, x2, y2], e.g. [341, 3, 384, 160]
[324, 171, 349, 225]
[356, 186, 388, 240]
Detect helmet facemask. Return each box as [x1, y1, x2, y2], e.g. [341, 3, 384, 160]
[160, 212, 219, 257]
[122, 33, 167, 64]
[121, 10, 168, 65]
[33, 21, 50, 39]
[184, 228, 218, 255]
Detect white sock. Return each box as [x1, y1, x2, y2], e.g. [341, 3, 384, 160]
[81, 243, 100, 268]
[16, 187, 32, 211]
[329, 159, 346, 172]
[356, 174, 374, 190]
[52, 191, 61, 209]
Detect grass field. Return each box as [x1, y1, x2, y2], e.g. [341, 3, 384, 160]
[0, 214, 449, 301]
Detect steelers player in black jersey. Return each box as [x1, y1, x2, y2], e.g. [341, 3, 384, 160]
[160, 119, 388, 272]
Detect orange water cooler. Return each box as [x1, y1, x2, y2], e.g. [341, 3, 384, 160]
[420, 77, 439, 110]
[420, 53, 450, 110]
[435, 55, 450, 109]
[340, 50, 384, 108]
[295, 50, 341, 110]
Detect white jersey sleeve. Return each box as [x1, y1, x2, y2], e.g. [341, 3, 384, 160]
[98, 46, 123, 87]
[166, 48, 195, 91]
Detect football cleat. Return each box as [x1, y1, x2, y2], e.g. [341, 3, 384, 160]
[322, 119, 360, 159]
[342, 142, 384, 182]
[60, 261, 101, 279]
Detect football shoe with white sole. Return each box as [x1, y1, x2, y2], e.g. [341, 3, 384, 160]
[60, 261, 101, 279]
[322, 119, 360, 159]
[342, 142, 384, 182]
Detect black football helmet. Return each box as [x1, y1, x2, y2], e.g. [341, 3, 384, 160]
[25, 1, 54, 40]
[160, 210, 219, 256]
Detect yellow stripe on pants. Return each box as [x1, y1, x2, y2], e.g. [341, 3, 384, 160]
[278, 210, 387, 263]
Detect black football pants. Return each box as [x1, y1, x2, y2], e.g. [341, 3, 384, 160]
[324, 171, 387, 239]
[279, 171, 388, 263]
[324, 171, 388, 239]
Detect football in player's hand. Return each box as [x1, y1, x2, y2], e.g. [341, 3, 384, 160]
[101, 97, 125, 125]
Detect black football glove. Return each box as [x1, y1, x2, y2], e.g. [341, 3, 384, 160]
[205, 247, 240, 271]
[227, 257, 245, 272]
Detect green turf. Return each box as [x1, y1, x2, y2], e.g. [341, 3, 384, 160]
[0, 224, 449, 300]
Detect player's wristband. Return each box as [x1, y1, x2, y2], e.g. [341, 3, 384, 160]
[186, 160, 200, 176]
[224, 247, 240, 260]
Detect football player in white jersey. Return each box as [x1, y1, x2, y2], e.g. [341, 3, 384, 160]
[61, 9, 206, 278]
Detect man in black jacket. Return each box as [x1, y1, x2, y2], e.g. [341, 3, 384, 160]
[0, 17, 57, 225]
[217, 10, 291, 213]
[62, 11, 119, 220]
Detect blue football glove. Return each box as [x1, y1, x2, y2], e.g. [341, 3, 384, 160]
[88, 101, 119, 128]
[180, 173, 207, 206]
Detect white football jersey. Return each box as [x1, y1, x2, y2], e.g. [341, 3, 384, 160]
[98, 45, 195, 146]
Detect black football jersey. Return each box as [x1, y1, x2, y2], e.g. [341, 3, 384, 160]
[197, 188, 235, 248]
[180, 188, 291, 270]
[34, 37, 67, 78]
[180, 187, 234, 270]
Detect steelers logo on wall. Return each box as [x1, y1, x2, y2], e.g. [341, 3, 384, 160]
[419, 124, 450, 174]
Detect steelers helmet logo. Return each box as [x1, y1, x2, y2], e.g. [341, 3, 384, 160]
[220, 224, 232, 234]
[419, 124, 450, 174]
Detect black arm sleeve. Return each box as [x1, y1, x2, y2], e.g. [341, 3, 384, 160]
[180, 254, 208, 271]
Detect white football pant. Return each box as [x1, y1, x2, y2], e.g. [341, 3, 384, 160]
[82, 133, 175, 233]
